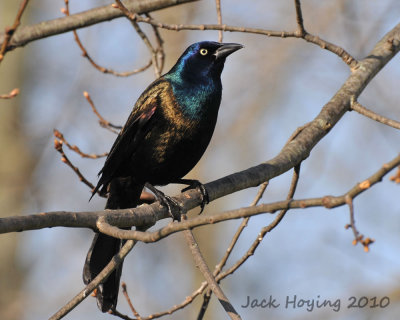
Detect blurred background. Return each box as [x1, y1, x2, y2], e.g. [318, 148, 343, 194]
[1, 0, 400, 319]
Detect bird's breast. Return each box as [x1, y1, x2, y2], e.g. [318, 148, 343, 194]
[129, 79, 221, 185]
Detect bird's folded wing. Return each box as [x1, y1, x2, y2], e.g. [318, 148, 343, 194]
[92, 79, 170, 196]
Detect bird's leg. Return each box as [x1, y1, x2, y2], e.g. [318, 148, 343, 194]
[176, 179, 209, 214]
[145, 183, 182, 221]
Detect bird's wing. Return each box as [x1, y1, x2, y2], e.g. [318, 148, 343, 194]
[91, 79, 169, 197]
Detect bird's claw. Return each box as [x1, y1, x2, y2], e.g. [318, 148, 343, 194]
[181, 180, 209, 214]
[145, 183, 182, 221]
[159, 194, 182, 221]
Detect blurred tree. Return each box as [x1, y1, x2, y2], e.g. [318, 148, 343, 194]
[0, 3, 34, 320]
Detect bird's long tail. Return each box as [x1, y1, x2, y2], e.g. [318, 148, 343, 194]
[83, 177, 143, 312]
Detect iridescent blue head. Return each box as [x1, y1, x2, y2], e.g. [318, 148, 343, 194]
[164, 41, 243, 118]
[166, 41, 243, 84]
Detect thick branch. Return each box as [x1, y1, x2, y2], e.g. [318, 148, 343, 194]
[95, 153, 400, 242]
[2, 153, 399, 240]
[0, 0, 198, 52]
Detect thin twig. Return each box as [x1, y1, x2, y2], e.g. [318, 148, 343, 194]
[390, 166, 400, 183]
[142, 282, 208, 319]
[345, 195, 359, 242]
[49, 240, 137, 320]
[215, 0, 223, 42]
[344, 195, 374, 252]
[0, 88, 19, 99]
[53, 128, 154, 203]
[62, 0, 152, 77]
[183, 226, 242, 320]
[351, 100, 400, 130]
[54, 129, 108, 159]
[0, 0, 198, 52]
[129, 14, 358, 68]
[115, 0, 162, 77]
[197, 181, 269, 319]
[146, 13, 165, 74]
[120, 282, 142, 319]
[215, 165, 301, 283]
[216, 181, 269, 275]
[294, 0, 306, 36]
[112, 309, 134, 320]
[0, 0, 29, 63]
[53, 134, 97, 192]
[83, 91, 122, 133]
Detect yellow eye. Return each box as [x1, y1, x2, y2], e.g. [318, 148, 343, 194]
[200, 48, 208, 56]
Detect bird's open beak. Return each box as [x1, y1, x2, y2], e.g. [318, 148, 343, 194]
[214, 43, 244, 60]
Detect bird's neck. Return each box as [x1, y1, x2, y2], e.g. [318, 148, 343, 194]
[165, 73, 222, 120]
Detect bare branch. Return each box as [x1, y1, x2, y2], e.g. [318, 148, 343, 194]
[3, 153, 394, 320]
[0, 0, 198, 52]
[183, 228, 241, 320]
[54, 129, 108, 159]
[217, 181, 269, 275]
[197, 181, 270, 319]
[66, 154, 400, 242]
[61, 0, 152, 77]
[120, 283, 142, 319]
[344, 194, 375, 252]
[390, 166, 400, 183]
[0, 88, 19, 99]
[53, 132, 97, 192]
[294, 0, 306, 36]
[216, 165, 301, 283]
[83, 91, 122, 133]
[146, 13, 166, 74]
[215, 0, 223, 42]
[0, 0, 29, 63]
[131, 14, 358, 68]
[2, 153, 398, 240]
[143, 282, 208, 319]
[351, 100, 400, 130]
[114, 0, 162, 77]
[49, 240, 137, 320]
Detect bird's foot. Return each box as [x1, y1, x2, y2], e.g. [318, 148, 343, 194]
[145, 183, 182, 221]
[180, 179, 209, 214]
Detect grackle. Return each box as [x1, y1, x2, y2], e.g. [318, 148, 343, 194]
[83, 41, 243, 312]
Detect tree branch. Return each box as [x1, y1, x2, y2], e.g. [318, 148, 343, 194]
[351, 100, 400, 130]
[61, 0, 153, 78]
[183, 228, 241, 320]
[128, 14, 358, 68]
[0, 0, 198, 52]
[0, 0, 30, 62]
[114, 0, 164, 77]
[294, 0, 306, 37]
[2, 153, 399, 241]
[0, 88, 19, 99]
[49, 239, 137, 320]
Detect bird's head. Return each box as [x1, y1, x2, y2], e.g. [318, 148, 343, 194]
[167, 41, 243, 83]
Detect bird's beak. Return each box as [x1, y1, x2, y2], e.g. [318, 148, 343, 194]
[214, 43, 244, 60]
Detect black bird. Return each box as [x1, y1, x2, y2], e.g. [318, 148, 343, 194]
[83, 41, 243, 312]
